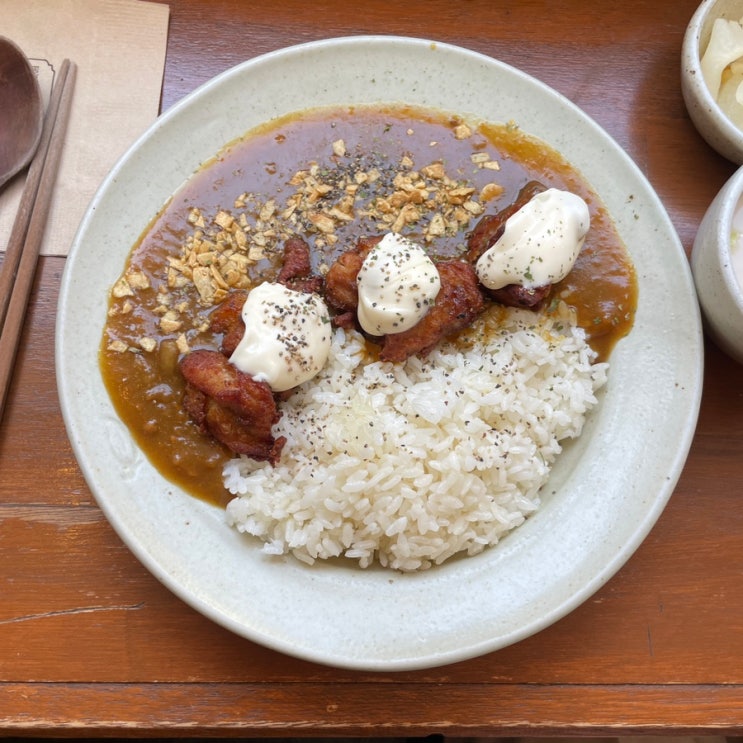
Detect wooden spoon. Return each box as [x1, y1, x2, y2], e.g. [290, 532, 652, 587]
[0, 37, 43, 190]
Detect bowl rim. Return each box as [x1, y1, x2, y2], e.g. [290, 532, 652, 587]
[708, 165, 743, 312]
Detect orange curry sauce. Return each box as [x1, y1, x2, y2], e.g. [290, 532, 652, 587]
[100, 105, 637, 505]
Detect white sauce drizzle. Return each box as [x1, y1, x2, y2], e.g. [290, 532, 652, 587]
[356, 232, 441, 335]
[229, 282, 331, 392]
[475, 188, 589, 290]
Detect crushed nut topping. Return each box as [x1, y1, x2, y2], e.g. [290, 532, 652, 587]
[105, 108, 506, 354]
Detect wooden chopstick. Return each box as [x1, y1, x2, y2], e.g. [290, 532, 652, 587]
[0, 58, 76, 422]
[0, 63, 64, 333]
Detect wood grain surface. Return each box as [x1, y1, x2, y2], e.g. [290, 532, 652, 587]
[1, 0, 742, 736]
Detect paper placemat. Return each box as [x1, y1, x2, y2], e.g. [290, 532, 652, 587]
[0, 0, 170, 257]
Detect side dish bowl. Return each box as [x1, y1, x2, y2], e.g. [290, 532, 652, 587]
[682, 0, 743, 163]
[692, 164, 743, 363]
[56, 36, 703, 671]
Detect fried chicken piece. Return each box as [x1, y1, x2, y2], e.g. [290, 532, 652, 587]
[487, 283, 551, 309]
[465, 180, 551, 309]
[324, 235, 382, 318]
[277, 235, 324, 294]
[209, 289, 248, 356]
[180, 349, 286, 464]
[324, 249, 365, 314]
[380, 260, 485, 362]
[277, 235, 312, 280]
[325, 237, 485, 356]
[465, 180, 546, 263]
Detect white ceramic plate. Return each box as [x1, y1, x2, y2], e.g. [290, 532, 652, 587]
[56, 36, 703, 671]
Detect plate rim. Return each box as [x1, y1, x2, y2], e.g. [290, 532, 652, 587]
[56, 34, 704, 671]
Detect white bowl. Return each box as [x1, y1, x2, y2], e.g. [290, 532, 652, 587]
[692, 165, 743, 363]
[682, 0, 743, 164]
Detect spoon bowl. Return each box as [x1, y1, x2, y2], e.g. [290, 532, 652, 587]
[0, 37, 43, 189]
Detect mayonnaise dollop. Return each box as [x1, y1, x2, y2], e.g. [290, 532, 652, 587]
[356, 232, 441, 335]
[229, 282, 331, 392]
[475, 188, 590, 290]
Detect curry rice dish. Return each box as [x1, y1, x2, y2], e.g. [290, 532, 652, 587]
[100, 104, 636, 571]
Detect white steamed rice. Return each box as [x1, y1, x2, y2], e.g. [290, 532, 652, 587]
[223, 307, 607, 571]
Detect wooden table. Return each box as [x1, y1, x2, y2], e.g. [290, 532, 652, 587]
[2, 0, 742, 736]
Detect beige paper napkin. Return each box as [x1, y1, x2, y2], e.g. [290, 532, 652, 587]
[0, 0, 169, 256]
